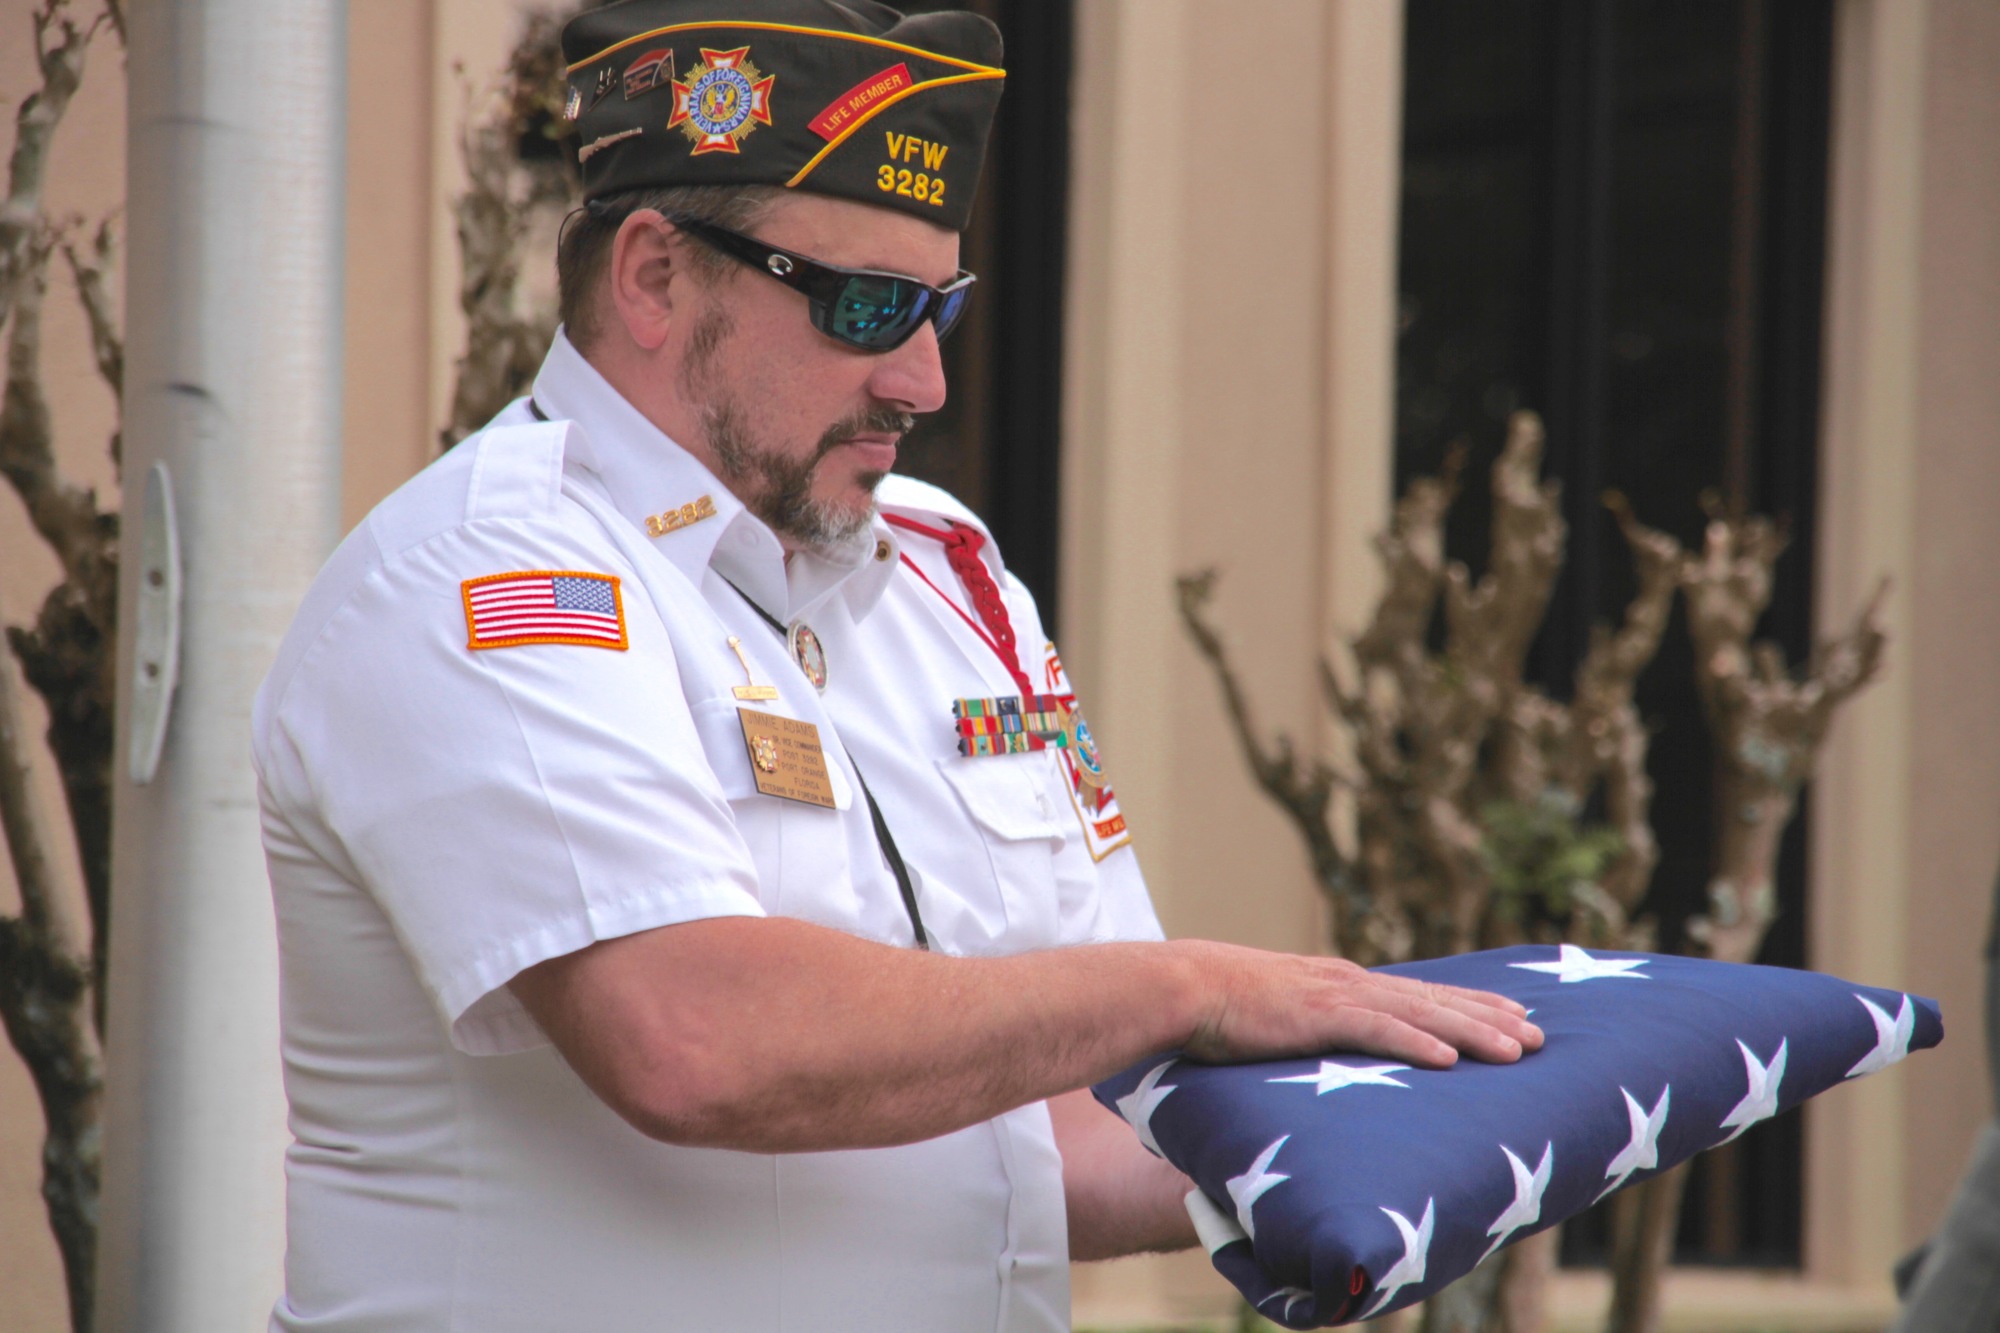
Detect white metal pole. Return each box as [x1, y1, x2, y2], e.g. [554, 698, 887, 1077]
[97, 1, 347, 1327]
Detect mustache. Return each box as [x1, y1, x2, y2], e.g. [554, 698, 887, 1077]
[814, 406, 917, 459]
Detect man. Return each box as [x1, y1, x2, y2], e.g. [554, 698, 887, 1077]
[252, 2, 1541, 1328]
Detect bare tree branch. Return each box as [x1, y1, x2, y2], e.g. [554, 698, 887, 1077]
[0, 6, 117, 1327]
[59, 213, 120, 397]
[1447, 413, 1566, 703]
[2, 205, 119, 969]
[0, 630, 100, 1332]
[1680, 513, 1887, 965]
[0, 0, 96, 329]
[1562, 495, 1681, 936]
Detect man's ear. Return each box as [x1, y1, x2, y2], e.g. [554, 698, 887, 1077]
[607, 211, 685, 352]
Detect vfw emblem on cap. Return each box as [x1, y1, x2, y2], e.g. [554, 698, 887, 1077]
[669, 47, 775, 155]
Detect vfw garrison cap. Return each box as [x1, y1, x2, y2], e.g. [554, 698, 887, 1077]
[561, 0, 1005, 232]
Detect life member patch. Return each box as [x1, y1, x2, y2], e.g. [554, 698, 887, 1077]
[809, 63, 913, 140]
[463, 570, 629, 651]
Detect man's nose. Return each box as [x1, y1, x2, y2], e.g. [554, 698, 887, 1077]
[864, 320, 949, 415]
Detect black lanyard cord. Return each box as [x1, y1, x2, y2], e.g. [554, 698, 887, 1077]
[718, 576, 931, 952]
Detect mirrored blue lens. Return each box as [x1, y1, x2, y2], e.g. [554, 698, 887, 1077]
[934, 286, 971, 341]
[831, 275, 927, 347]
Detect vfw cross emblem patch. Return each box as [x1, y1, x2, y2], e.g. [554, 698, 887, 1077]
[670, 47, 774, 155]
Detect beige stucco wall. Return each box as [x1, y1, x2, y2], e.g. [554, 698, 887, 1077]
[1, 1, 1995, 1329]
[1804, 0, 2000, 1298]
[1897, 0, 2000, 1249]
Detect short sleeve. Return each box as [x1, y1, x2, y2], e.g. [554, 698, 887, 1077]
[262, 511, 765, 1055]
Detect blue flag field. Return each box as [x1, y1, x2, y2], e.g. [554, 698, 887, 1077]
[1093, 944, 1943, 1327]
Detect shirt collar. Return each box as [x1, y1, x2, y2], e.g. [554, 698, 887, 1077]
[530, 329, 900, 624]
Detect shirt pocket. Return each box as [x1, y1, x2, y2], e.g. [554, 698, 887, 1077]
[934, 756, 1068, 948]
[689, 697, 862, 925]
[688, 696, 853, 810]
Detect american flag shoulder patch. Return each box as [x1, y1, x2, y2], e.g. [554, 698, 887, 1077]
[462, 569, 629, 651]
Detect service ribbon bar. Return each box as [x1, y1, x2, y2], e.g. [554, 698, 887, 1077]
[953, 694, 1071, 757]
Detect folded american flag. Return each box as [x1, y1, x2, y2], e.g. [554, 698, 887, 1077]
[1093, 945, 1942, 1327]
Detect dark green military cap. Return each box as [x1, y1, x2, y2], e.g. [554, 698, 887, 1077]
[561, 0, 1004, 231]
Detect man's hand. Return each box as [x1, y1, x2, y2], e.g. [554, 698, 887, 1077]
[1176, 941, 1540, 1069]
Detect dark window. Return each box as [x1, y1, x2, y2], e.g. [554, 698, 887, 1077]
[893, 0, 1072, 626]
[1396, 0, 1834, 1267]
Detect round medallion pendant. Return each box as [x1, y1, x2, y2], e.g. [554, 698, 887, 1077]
[789, 621, 828, 692]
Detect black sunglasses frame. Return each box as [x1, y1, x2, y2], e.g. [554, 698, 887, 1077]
[666, 214, 976, 353]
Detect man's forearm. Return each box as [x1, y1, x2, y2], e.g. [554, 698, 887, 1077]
[1050, 1088, 1200, 1260]
[514, 917, 1200, 1152]
[512, 914, 1541, 1154]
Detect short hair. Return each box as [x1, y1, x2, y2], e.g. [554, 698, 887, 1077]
[555, 183, 787, 349]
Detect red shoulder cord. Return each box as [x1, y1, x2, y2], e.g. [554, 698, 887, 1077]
[882, 513, 1036, 697]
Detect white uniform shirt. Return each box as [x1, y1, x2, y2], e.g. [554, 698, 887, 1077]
[253, 331, 1162, 1332]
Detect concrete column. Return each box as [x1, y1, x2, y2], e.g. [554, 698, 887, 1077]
[1808, 0, 1927, 1292]
[1314, 0, 1405, 868]
[96, 1, 347, 1327]
[1315, 0, 1404, 654]
[1058, 0, 1192, 904]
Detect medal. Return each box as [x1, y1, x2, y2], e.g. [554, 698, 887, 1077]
[789, 621, 827, 692]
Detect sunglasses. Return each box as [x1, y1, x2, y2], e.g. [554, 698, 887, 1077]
[667, 214, 976, 353]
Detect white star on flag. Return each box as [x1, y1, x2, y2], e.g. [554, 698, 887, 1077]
[1718, 1038, 1787, 1143]
[1226, 1136, 1291, 1241]
[1479, 1142, 1553, 1264]
[1267, 1061, 1412, 1095]
[1360, 1198, 1436, 1320]
[1846, 994, 1915, 1078]
[1115, 1060, 1178, 1157]
[1596, 1084, 1671, 1202]
[1259, 1287, 1315, 1322]
[1510, 942, 1652, 984]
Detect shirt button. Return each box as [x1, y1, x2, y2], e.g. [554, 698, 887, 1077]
[875, 540, 892, 562]
[1036, 793, 1052, 816]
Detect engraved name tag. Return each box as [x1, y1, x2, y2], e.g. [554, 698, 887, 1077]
[736, 708, 837, 808]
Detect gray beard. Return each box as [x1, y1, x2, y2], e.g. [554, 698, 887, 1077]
[681, 300, 912, 554]
[703, 395, 890, 552]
